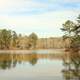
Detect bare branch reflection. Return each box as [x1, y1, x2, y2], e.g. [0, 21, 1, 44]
[62, 51, 80, 80]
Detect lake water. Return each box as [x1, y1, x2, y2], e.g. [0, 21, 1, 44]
[0, 50, 79, 80]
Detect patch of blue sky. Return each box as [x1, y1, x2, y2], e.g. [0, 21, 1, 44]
[8, 8, 48, 16]
[62, 3, 80, 9]
[48, 1, 80, 11]
[33, 0, 48, 4]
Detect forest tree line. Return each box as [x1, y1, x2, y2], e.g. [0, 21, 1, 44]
[0, 15, 80, 50]
[0, 30, 38, 50]
[0, 29, 65, 50]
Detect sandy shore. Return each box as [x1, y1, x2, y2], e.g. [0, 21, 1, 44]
[0, 49, 65, 54]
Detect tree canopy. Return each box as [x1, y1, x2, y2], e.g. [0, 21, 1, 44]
[61, 15, 80, 50]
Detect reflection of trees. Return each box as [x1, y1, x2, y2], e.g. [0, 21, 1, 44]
[0, 53, 38, 69]
[0, 54, 18, 69]
[62, 51, 80, 80]
[29, 53, 38, 66]
[0, 53, 62, 70]
[0, 60, 12, 69]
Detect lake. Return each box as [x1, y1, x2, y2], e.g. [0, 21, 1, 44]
[0, 50, 79, 80]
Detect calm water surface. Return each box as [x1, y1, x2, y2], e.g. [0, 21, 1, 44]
[0, 50, 79, 80]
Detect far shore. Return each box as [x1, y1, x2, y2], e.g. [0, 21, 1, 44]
[0, 49, 65, 54]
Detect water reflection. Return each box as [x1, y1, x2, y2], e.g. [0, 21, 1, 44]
[29, 53, 38, 65]
[62, 51, 80, 80]
[1, 51, 79, 80]
[0, 53, 62, 70]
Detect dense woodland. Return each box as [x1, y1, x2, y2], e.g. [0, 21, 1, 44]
[0, 15, 80, 50]
[0, 29, 66, 50]
[0, 30, 38, 49]
[61, 15, 80, 51]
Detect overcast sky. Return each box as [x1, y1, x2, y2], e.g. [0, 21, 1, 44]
[0, 0, 80, 37]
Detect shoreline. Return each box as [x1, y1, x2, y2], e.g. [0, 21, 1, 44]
[0, 49, 65, 54]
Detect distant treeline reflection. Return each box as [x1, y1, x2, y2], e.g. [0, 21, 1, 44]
[0, 53, 63, 69]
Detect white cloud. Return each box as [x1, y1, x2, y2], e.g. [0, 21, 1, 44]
[0, 0, 47, 14]
[63, 0, 80, 3]
[0, 10, 79, 37]
[0, 0, 79, 37]
[49, 0, 80, 3]
[0, 0, 79, 15]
